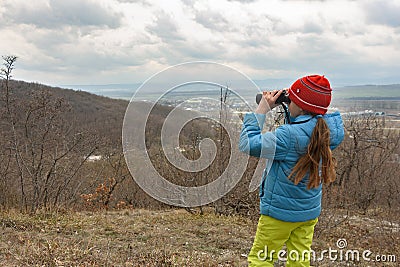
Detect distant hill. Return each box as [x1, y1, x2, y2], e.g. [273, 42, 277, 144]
[61, 82, 400, 103]
[333, 84, 400, 99]
[62, 83, 141, 100]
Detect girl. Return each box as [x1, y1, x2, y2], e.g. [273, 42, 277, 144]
[239, 75, 344, 266]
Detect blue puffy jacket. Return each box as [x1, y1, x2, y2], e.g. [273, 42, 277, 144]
[239, 112, 344, 222]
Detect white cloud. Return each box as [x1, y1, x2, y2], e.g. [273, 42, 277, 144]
[2, 0, 121, 29]
[146, 12, 185, 42]
[0, 0, 399, 85]
[363, 0, 400, 28]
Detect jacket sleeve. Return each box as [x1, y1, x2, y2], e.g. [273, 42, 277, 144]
[239, 113, 290, 160]
[327, 112, 345, 150]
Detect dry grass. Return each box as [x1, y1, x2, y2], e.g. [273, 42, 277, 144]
[0, 209, 253, 266]
[0, 208, 398, 266]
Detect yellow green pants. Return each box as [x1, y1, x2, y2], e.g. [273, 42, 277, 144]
[248, 215, 318, 267]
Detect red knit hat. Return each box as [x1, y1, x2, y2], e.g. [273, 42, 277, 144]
[288, 75, 332, 115]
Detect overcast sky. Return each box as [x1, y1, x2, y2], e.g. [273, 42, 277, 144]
[1, 0, 400, 87]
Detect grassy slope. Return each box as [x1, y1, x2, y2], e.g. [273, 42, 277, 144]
[1, 209, 398, 266]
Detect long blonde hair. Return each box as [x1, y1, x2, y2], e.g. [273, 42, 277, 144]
[288, 117, 337, 189]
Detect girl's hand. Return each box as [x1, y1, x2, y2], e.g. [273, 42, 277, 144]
[255, 90, 284, 114]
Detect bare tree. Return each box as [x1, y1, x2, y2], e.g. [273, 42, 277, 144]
[0, 56, 97, 211]
[333, 115, 400, 214]
[0, 55, 28, 209]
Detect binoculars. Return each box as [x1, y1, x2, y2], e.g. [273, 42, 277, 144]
[256, 90, 291, 105]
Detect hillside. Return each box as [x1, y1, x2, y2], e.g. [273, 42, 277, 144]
[1, 79, 227, 211]
[7, 80, 128, 149]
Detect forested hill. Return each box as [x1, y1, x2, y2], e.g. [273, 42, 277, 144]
[8, 80, 128, 116]
[5, 80, 129, 151]
[3, 80, 194, 152]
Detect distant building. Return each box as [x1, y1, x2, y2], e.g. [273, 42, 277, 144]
[87, 155, 102, 162]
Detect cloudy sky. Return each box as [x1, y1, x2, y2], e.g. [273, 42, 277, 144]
[1, 0, 400, 87]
